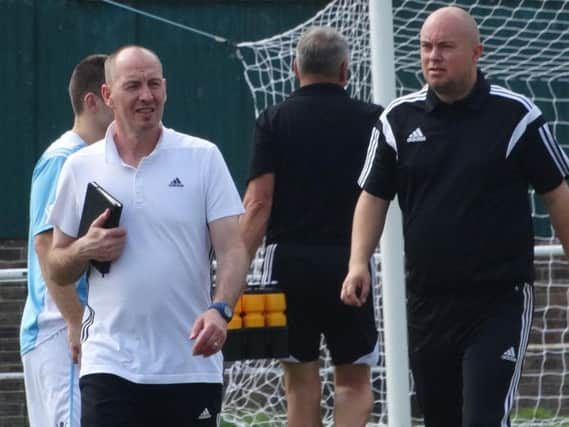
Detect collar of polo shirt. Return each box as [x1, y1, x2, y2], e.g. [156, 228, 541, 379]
[425, 69, 490, 113]
[291, 82, 348, 98]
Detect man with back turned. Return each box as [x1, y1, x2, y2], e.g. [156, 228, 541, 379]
[241, 27, 383, 427]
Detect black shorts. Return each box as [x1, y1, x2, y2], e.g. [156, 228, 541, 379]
[80, 374, 222, 427]
[407, 283, 534, 427]
[262, 243, 378, 365]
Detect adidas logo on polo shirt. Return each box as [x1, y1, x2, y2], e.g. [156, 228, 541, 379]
[169, 177, 184, 187]
[501, 346, 517, 362]
[406, 127, 426, 143]
[198, 408, 212, 420]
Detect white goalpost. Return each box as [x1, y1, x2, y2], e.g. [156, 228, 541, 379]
[368, 1, 410, 426]
[226, 0, 569, 426]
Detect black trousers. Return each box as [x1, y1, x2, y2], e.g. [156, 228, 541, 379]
[408, 283, 534, 427]
[80, 374, 222, 427]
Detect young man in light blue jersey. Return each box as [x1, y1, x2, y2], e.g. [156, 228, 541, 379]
[20, 54, 112, 427]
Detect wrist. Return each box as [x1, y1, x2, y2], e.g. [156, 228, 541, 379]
[348, 258, 368, 271]
[74, 237, 93, 264]
[208, 301, 233, 322]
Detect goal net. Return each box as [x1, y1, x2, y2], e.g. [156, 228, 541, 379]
[224, 1, 569, 425]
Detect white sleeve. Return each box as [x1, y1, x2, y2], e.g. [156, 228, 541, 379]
[47, 159, 83, 238]
[205, 146, 244, 223]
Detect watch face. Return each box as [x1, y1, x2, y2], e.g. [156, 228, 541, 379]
[210, 302, 232, 321]
[223, 305, 233, 318]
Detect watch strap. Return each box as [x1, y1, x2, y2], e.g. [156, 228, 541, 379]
[208, 302, 233, 322]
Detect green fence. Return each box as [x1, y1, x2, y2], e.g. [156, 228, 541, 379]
[0, 0, 327, 238]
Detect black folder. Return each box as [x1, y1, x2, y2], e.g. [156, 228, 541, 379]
[78, 182, 123, 275]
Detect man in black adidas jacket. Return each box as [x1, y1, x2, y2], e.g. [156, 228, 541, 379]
[341, 6, 569, 427]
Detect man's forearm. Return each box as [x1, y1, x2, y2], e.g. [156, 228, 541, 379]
[240, 204, 270, 261]
[46, 281, 84, 327]
[240, 174, 274, 260]
[48, 241, 90, 286]
[543, 181, 569, 258]
[35, 231, 85, 322]
[349, 192, 389, 268]
[213, 244, 249, 307]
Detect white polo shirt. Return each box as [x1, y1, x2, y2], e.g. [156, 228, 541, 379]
[48, 123, 244, 384]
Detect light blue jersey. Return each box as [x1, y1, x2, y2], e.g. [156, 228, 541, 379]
[20, 131, 89, 355]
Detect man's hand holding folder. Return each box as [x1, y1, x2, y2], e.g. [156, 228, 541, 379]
[80, 209, 127, 274]
[78, 182, 126, 275]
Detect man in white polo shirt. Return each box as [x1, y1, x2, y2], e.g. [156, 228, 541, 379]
[46, 45, 249, 427]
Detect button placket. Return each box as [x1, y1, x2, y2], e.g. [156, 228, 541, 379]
[134, 165, 144, 206]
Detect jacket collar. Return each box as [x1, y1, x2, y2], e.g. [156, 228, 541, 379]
[425, 69, 489, 112]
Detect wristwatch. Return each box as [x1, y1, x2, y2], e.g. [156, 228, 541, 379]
[208, 302, 233, 322]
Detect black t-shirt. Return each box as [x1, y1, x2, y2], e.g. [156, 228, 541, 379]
[248, 83, 383, 246]
[360, 71, 569, 295]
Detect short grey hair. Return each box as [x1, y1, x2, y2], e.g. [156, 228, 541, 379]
[295, 27, 349, 77]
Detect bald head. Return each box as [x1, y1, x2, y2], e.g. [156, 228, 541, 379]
[422, 6, 480, 46]
[420, 6, 483, 103]
[105, 45, 163, 86]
